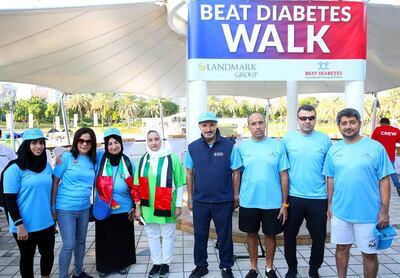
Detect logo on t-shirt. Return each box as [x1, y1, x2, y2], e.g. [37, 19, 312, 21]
[362, 152, 373, 160]
[213, 152, 224, 157]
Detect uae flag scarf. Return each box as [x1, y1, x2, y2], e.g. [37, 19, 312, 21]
[138, 153, 173, 217]
[96, 154, 136, 208]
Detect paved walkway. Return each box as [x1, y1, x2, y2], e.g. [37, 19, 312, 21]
[1, 188, 400, 278]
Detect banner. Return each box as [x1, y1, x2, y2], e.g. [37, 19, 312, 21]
[188, 0, 367, 81]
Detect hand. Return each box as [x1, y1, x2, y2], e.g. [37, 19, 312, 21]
[327, 204, 332, 221]
[52, 210, 57, 221]
[175, 207, 182, 218]
[377, 207, 389, 229]
[17, 225, 28, 241]
[55, 157, 62, 166]
[128, 208, 135, 222]
[134, 207, 141, 221]
[188, 200, 193, 211]
[278, 207, 288, 225]
[233, 198, 239, 210]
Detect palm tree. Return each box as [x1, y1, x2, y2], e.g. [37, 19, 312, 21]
[221, 97, 241, 117]
[90, 93, 114, 126]
[66, 94, 91, 123]
[317, 97, 344, 124]
[142, 99, 160, 118]
[379, 89, 400, 120]
[271, 97, 287, 126]
[117, 94, 140, 128]
[207, 96, 223, 116]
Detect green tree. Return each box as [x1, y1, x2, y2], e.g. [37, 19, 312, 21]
[14, 99, 30, 122]
[66, 94, 91, 123]
[317, 97, 344, 124]
[142, 99, 160, 118]
[45, 102, 59, 122]
[161, 99, 179, 116]
[221, 97, 240, 117]
[207, 96, 223, 116]
[116, 94, 140, 128]
[379, 89, 400, 119]
[299, 96, 319, 108]
[90, 93, 114, 126]
[271, 97, 287, 125]
[28, 97, 47, 126]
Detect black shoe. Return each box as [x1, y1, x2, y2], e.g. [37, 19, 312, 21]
[159, 264, 169, 278]
[72, 271, 94, 278]
[189, 266, 209, 278]
[265, 269, 278, 278]
[119, 267, 129, 275]
[285, 269, 298, 278]
[245, 269, 258, 278]
[309, 273, 320, 278]
[221, 267, 234, 278]
[396, 187, 400, 196]
[98, 272, 107, 278]
[149, 264, 162, 278]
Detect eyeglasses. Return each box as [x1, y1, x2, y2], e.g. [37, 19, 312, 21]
[77, 139, 92, 145]
[298, 116, 316, 121]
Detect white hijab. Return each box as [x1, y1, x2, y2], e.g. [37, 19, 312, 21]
[145, 129, 172, 175]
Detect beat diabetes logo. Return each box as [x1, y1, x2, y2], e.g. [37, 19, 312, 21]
[304, 61, 343, 80]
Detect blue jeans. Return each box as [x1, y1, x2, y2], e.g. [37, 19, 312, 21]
[57, 208, 90, 278]
[391, 162, 400, 188]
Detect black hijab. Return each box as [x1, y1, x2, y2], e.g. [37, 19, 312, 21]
[104, 135, 123, 166]
[15, 140, 47, 173]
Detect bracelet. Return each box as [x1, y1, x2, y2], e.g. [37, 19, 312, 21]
[282, 203, 289, 208]
[15, 219, 23, 226]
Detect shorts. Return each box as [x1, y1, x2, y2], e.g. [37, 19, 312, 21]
[239, 207, 283, 236]
[330, 215, 378, 254]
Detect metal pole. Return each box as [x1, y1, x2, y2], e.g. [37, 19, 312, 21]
[371, 92, 379, 134]
[265, 99, 271, 137]
[60, 94, 71, 146]
[159, 99, 165, 145]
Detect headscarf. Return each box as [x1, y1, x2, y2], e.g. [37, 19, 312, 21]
[15, 140, 47, 173]
[104, 134, 123, 166]
[145, 129, 172, 175]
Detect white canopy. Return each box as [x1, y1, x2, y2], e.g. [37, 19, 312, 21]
[0, 2, 399, 99]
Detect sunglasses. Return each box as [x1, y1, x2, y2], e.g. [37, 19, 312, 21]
[298, 116, 316, 121]
[77, 139, 92, 144]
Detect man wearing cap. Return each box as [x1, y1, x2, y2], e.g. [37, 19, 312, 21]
[185, 112, 242, 278]
[237, 112, 289, 278]
[281, 105, 332, 278]
[0, 128, 17, 211]
[323, 108, 394, 278]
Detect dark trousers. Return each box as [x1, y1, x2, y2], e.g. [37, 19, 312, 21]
[192, 200, 234, 269]
[284, 196, 327, 273]
[13, 225, 55, 278]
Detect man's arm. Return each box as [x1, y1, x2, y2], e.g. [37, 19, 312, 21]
[326, 176, 334, 220]
[278, 170, 289, 224]
[186, 168, 194, 211]
[378, 175, 390, 228]
[232, 169, 240, 209]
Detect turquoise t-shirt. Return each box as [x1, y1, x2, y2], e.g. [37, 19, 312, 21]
[96, 153, 135, 214]
[184, 143, 242, 170]
[238, 137, 290, 209]
[323, 137, 395, 223]
[3, 163, 54, 233]
[53, 152, 96, 211]
[282, 131, 332, 199]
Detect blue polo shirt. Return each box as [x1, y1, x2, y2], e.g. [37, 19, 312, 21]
[282, 131, 332, 199]
[3, 163, 54, 233]
[323, 137, 394, 223]
[53, 152, 96, 211]
[238, 137, 290, 209]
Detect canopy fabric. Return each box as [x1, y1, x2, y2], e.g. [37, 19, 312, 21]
[0, 3, 399, 99]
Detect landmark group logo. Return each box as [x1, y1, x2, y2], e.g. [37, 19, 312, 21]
[197, 62, 258, 79]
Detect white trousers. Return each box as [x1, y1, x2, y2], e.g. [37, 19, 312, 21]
[145, 223, 176, 264]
